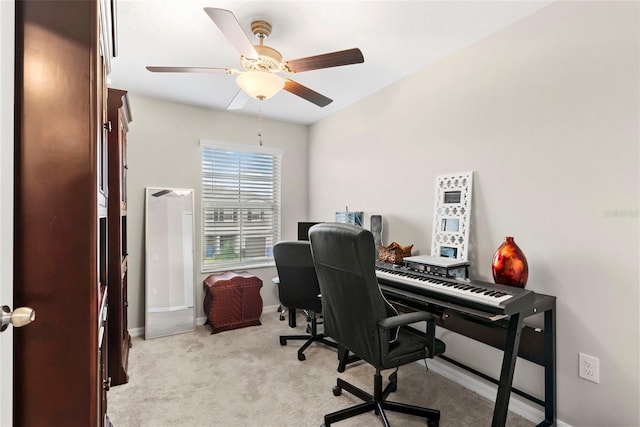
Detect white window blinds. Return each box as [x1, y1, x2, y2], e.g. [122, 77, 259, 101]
[200, 141, 282, 271]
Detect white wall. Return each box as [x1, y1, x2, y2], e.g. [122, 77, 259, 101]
[308, 2, 638, 426]
[125, 95, 309, 328]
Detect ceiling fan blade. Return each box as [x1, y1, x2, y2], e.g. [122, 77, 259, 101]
[227, 89, 250, 110]
[146, 66, 229, 73]
[284, 48, 364, 73]
[283, 79, 333, 107]
[204, 8, 258, 59]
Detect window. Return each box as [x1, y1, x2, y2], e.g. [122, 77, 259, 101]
[201, 141, 282, 271]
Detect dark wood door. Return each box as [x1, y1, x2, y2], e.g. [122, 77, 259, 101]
[14, 1, 107, 425]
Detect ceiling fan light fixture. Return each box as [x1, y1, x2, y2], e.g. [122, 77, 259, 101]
[236, 71, 284, 100]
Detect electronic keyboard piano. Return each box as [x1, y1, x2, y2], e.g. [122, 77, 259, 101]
[374, 260, 557, 427]
[375, 261, 535, 317]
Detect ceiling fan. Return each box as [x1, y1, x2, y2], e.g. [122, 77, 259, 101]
[146, 7, 364, 108]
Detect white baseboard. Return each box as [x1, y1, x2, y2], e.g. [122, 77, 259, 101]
[262, 304, 280, 314]
[129, 326, 144, 338]
[129, 305, 281, 338]
[427, 357, 570, 427]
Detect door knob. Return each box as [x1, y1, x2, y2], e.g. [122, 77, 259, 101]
[1, 305, 36, 332]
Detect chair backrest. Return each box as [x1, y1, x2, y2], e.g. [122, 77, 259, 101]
[309, 223, 394, 366]
[273, 240, 323, 313]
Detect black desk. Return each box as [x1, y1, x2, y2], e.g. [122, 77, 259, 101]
[379, 283, 556, 427]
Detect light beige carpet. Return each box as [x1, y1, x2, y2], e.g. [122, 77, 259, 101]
[107, 312, 535, 427]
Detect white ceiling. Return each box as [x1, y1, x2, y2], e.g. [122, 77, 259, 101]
[108, 1, 552, 125]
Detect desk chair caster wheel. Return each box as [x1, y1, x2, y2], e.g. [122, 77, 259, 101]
[298, 352, 306, 361]
[427, 420, 439, 427]
[279, 337, 286, 346]
[332, 385, 342, 396]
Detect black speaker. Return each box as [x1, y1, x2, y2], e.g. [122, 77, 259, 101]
[370, 215, 383, 247]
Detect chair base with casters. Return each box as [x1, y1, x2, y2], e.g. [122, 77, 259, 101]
[322, 325, 445, 427]
[279, 311, 337, 361]
[322, 367, 440, 427]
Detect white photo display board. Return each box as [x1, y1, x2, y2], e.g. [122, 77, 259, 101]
[431, 171, 473, 261]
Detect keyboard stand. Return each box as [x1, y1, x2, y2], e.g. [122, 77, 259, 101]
[380, 285, 557, 427]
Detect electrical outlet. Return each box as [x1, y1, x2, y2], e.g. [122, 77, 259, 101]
[579, 352, 600, 383]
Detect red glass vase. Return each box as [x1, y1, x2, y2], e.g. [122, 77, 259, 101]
[492, 236, 529, 288]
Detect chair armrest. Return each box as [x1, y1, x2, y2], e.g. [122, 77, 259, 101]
[378, 311, 442, 358]
[378, 311, 433, 330]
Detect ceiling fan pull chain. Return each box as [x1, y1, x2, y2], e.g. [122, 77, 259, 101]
[258, 100, 263, 146]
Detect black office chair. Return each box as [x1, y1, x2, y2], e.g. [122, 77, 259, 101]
[309, 223, 446, 427]
[273, 240, 339, 362]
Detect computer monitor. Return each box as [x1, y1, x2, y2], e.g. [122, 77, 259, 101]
[297, 222, 321, 241]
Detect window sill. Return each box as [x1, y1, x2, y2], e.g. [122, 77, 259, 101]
[201, 261, 276, 274]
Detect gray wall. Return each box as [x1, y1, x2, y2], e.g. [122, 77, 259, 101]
[308, 2, 638, 426]
[125, 95, 309, 328]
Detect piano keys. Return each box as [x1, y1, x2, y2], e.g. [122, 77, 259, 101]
[375, 261, 535, 316]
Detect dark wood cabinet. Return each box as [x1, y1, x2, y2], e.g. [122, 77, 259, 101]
[203, 272, 264, 334]
[107, 88, 132, 386]
[14, 1, 116, 425]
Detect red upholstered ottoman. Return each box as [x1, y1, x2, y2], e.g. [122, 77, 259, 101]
[203, 271, 263, 334]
